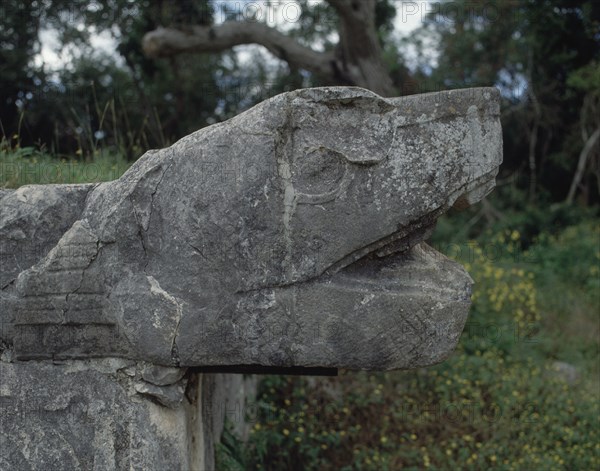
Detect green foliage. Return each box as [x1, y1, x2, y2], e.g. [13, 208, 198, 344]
[567, 61, 600, 95]
[216, 422, 250, 471]
[528, 220, 600, 295]
[0, 2, 46, 145]
[432, 185, 599, 249]
[0, 0, 222, 157]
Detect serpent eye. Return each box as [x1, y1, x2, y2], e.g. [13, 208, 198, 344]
[292, 147, 347, 199]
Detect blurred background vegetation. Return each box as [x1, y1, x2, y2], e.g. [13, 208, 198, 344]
[1, 0, 598, 469]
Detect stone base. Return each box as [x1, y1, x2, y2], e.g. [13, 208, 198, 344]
[0, 359, 256, 470]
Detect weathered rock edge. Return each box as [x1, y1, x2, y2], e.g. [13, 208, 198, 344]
[1, 86, 503, 370]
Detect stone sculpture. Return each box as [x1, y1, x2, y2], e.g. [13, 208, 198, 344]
[0, 87, 502, 470]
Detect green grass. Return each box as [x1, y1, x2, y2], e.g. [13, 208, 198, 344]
[0, 141, 131, 188]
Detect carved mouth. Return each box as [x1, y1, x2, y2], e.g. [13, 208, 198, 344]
[321, 178, 496, 293]
[323, 213, 441, 279]
[322, 171, 496, 282]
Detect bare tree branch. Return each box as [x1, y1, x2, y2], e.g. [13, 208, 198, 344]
[143, 22, 334, 78]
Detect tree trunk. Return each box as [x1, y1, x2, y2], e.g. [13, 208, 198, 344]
[526, 49, 540, 202]
[566, 127, 600, 204]
[327, 0, 395, 95]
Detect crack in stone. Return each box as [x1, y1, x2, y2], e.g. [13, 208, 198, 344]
[130, 198, 149, 273]
[147, 158, 174, 230]
[63, 239, 113, 321]
[1, 278, 15, 291]
[137, 227, 148, 256]
[187, 242, 209, 261]
[134, 158, 175, 274]
[171, 324, 181, 367]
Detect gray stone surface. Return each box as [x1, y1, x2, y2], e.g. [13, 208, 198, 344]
[0, 359, 252, 470]
[141, 363, 188, 386]
[1, 86, 502, 370]
[0, 359, 191, 470]
[0, 184, 95, 289]
[0, 189, 14, 201]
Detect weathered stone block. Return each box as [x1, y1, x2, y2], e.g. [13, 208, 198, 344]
[1, 86, 502, 470]
[2, 87, 501, 370]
